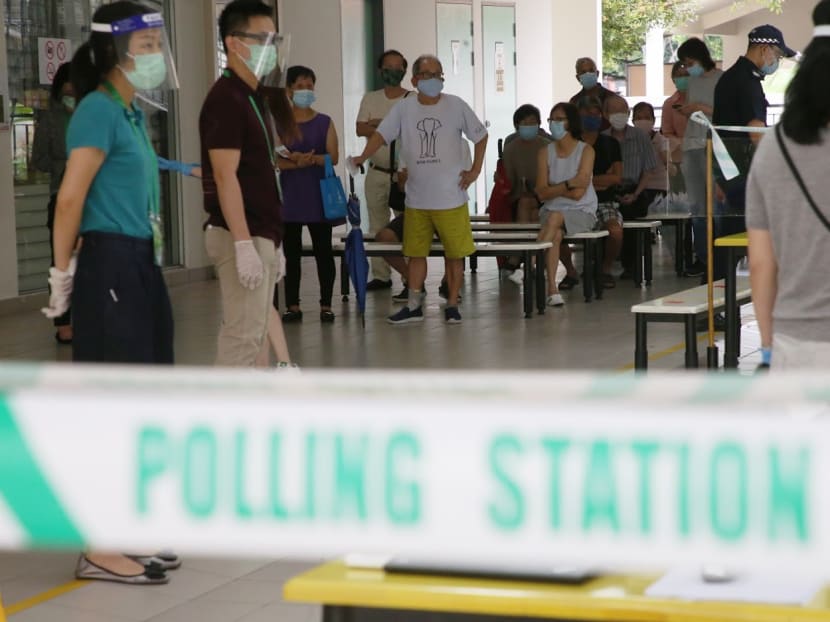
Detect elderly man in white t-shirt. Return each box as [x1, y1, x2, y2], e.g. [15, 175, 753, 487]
[352, 54, 488, 325]
[356, 49, 411, 291]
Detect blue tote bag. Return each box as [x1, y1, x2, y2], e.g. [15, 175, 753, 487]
[320, 154, 348, 221]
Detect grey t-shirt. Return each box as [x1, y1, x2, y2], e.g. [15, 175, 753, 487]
[682, 69, 723, 152]
[745, 127, 830, 342]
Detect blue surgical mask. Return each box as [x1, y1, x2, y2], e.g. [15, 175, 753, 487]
[761, 55, 780, 76]
[578, 72, 598, 89]
[686, 64, 705, 78]
[581, 115, 602, 132]
[673, 77, 689, 92]
[292, 89, 316, 108]
[239, 42, 277, 79]
[518, 125, 538, 141]
[121, 52, 167, 91]
[549, 120, 567, 141]
[417, 78, 443, 98]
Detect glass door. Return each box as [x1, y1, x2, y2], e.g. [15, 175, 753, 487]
[481, 3, 516, 202]
[436, 2, 477, 212]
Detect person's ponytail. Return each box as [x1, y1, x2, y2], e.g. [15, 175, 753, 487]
[69, 42, 101, 100]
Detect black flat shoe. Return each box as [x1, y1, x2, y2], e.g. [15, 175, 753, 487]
[282, 310, 303, 323]
[320, 310, 335, 323]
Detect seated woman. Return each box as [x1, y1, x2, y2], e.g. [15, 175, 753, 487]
[534, 102, 597, 307]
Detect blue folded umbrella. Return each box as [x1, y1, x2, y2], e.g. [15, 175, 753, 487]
[344, 175, 368, 325]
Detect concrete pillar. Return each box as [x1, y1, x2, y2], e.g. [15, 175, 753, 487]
[645, 26, 665, 101]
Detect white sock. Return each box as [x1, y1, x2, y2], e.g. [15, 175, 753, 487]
[408, 290, 423, 310]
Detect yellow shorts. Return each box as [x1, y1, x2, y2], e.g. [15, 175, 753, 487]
[402, 205, 476, 259]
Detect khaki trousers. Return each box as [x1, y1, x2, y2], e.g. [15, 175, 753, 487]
[205, 225, 278, 367]
[365, 166, 393, 281]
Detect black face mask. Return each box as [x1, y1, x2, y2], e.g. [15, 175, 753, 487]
[381, 68, 405, 86]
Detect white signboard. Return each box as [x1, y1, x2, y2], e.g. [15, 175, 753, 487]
[38, 38, 72, 86]
[0, 364, 829, 575]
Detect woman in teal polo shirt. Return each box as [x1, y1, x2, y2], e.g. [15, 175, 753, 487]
[42, 0, 180, 584]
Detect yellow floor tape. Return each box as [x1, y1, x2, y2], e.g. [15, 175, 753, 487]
[2, 581, 87, 617]
[1, 593, 6, 622]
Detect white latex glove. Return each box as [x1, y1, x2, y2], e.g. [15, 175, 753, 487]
[41, 254, 77, 319]
[234, 240, 264, 290]
[275, 244, 286, 283]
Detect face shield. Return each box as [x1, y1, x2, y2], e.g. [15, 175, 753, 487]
[231, 30, 291, 87]
[91, 12, 179, 91]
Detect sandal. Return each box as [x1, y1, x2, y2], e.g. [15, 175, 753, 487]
[75, 555, 169, 585]
[601, 273, 616, 289]
[558, 275, 579, 290]
[127, 552, 182, 571]
[282, 309, 303, 323]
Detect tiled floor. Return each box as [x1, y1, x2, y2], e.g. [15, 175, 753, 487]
[0, 233, 759, 620]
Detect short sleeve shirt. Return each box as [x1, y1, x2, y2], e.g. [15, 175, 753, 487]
[602, 125, 657, 185]
[66, 91, 155, 239]
[199, 69, 282, 245]
[357, 88, 410, 169]
[377, 93, 488, 210]
[713, 56, 767, 174]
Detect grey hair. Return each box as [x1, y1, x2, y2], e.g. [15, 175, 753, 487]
[575, 57, 596, 72]
[413, 54, 443, 76]
[603, 93, 629, 113]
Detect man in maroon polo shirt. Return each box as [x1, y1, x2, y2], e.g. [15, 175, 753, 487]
[200, 0, 282, 367]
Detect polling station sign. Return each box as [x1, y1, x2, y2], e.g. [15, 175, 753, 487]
[0, 364, 828, 573]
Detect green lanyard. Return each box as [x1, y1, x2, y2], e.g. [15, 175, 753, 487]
[102, 81, 163, 266]
[223, 69, 275, 166]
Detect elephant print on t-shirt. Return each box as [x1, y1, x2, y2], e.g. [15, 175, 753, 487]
[416, 117, 442, 158]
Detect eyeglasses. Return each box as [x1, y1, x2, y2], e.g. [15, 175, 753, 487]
[231, 31, 275, 45]
[414, 71, 444, 80]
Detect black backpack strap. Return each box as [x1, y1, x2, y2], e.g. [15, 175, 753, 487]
[775, 123, 830, 233]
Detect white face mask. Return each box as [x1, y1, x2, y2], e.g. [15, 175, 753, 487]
[609, 113, 629, 131]
[634, 119, 655, 133]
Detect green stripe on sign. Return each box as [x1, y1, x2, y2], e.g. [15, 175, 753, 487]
[0, 396, 84, 547]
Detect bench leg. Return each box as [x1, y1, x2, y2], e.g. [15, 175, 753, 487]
[645, 229, 654, 285]
[470, 253, 478, 273]
[535, 249, 546, 315]
[674, 221, 684, 276]
[523, 251, 533, 318]
[633, 230, 644, 288]
[635, 314, 648, 370]
[594, 238, 604, 300]
[582, 240, 594, 303]
[340, 255, 350, 301]
[685, 315, 699, 368]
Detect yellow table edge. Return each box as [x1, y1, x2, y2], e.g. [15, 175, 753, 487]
[714, 232, 749, 247]
[283, 561, 830, 622]
[0, 592, 6, 622]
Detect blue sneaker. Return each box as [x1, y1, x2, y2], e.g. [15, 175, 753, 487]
[444, 306, 462, 324]
[387, 306, 424, 325]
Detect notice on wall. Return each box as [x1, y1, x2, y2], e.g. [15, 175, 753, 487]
[451, 40, 461, 76]
[495, 42, 505, 93]
[38, 38, 72, 86]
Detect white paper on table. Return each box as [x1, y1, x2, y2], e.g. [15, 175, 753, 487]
[645, 566, 826, 606]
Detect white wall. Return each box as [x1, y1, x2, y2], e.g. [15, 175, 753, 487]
[282, 0, 346, 164]
[0, 0, 17, 300]
[174, 0, 214, 272]
[383, 0, 437, 80]
[515, 0, 553, 113]
[550, 0, 602, 103]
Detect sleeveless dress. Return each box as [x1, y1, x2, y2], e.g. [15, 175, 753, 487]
[280, 113, 332, 223]
[540, 141, 598, 233]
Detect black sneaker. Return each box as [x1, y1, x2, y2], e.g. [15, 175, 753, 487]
[392, 287, 409, 303]
[387, 306, 424, 325]
[444, 306, 462, 324]
[684, 261, 705, 277]
[367, 279, 392, 291]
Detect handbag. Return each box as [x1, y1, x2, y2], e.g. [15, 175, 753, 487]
[387, 139, 406, 212]
[775, 123, 830, 233]
[319, 154, 348, 221]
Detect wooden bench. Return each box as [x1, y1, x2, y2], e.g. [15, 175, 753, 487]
[623, 220, 661, 288]
[305, 240, 553, 318]
[631, 277, 751, 370]
[635, 213, 693, 276]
